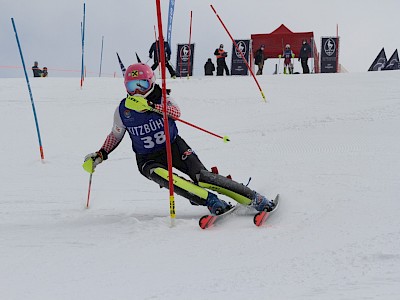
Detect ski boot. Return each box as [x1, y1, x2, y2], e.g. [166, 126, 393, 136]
[251, 192, 276, 212]
[206, 192, 231, 215]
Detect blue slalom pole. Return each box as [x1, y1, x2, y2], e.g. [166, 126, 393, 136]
[80, 2, 86, 88]
[11, 18, 45, 160]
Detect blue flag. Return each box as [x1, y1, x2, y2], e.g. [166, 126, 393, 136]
[167, 0, 175, 47]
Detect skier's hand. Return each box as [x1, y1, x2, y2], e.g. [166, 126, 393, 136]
[83, 151, 106, 173]
[292, 53, 295, 58]
[149, 54, 152, 59]
[278, 54, 282, 58]
[125, 95, 154, 112]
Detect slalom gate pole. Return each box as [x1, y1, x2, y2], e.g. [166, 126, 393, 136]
[86, 173, 93, 208]
[99, 36, 104, 77]
[144, 106, 230, 142]
[187, 11, 193, 79]
[11, 18, 45, 160]
[210, 4, 266, 102]
[80, 2, 86, 88]
[155, 0, 176, 226]
[116, 52, 126, 76]
[174, 117, 230, 142]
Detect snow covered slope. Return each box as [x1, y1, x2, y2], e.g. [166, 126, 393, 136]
[1, 71, 400, 299]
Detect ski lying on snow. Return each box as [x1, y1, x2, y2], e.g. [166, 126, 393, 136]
[253, 194, 280, 227]
[199, 205, 239, 229]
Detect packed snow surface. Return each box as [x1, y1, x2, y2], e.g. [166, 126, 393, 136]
[1, 71, 400, 299]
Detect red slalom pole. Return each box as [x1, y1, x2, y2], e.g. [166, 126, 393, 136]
[187, 10, 193, 79]
[175, 117, 229, 142]
[210, 4, 266, 102]
[149, 106, 230, 142]
[155, 0, 176, 225]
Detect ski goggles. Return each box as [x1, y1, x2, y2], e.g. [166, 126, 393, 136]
[125, 79, 151, 94]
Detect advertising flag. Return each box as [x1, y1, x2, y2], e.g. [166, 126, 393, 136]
[175, 44, 195, 77]
[383, 49, 399, 70]
[368, 48, 387, 71]
[167, 0, 176, 47]
[231, 39, 250, 75]
[321, 37, 339, 73]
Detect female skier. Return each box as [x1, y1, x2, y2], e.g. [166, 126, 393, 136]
[84, 63, 275, 215]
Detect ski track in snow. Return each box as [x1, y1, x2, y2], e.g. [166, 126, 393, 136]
[1, 72, 400, 299]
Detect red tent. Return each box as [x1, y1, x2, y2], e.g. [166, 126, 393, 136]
[251, 24, 319, 73]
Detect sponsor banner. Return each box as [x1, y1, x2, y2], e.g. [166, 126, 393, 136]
[167, 0, 175, 47]
[231, 39, 250, 75]
[368, 48, 387, 71]
[175, 43, 195, 77]
[320, 37, 339, 73]
[383, 49, 399, 70]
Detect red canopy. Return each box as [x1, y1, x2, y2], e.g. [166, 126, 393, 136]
[251, 24, 319, 72]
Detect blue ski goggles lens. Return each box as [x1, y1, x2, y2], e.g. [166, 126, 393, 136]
[126, 79, 151, 93]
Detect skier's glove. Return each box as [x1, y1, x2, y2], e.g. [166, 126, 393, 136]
[83, 149, 108, 173]
[125, 95, 155, 112]
[149, 54, 152, 59]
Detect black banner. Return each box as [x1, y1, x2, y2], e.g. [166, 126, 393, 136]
[321, 37, 339, 73]
[383, 49, 399, 70]
[175, 44, 195, 77]
[368, 48, 387, 71]
[231, 39, 250, 75]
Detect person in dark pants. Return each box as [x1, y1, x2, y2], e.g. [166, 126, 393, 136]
[32, 61, 43, 77]
[83, 63, 276, 216]
[204, 58, 215, 76]
[214, 44, 229, 76]
[254, 44, 267, 75]
[149, 39, 176, 78]
[299, 39, 312, 74]
[42, 67, 48, 77]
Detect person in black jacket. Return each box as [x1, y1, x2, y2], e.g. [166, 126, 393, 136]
[254, 44, 267, 75]
[299, 39, 312, 74]
[204, 58, 215, 76]
[32, 61, 43, 77]
[149, 39, 176, 78]
[214, 44, 229, 76]
[42, 67, 48, 77]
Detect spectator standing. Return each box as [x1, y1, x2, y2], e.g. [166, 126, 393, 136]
[214, 44, 229, 76]
[149, 39, 176, 78]
[32, 61, 43, 77]
[204, 58, 215, 76]
[254, 44, 267, 75]
[299, 39, 312, 74]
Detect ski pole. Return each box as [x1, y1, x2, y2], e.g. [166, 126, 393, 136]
[82, 158, 94, 208]
[86, 173, 93, 208]
[210, 5, 266, 102]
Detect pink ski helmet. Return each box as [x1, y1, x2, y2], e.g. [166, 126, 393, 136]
[124, 63, 155, 95]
